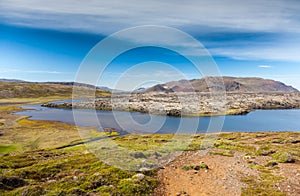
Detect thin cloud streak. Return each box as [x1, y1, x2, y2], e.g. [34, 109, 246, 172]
[1, 0, 300, 63]
[211, 43, 300, 62]
[1, 0, 300, 34]
[0, 68, 66, 74]
[259, 65, 272, 68]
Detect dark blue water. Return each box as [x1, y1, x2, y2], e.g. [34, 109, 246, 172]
[16, 104, 300, 133]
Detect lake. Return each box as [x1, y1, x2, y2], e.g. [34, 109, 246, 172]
[16, 104, 300, 133]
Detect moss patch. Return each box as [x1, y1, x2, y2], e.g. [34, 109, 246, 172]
[0, 149, 158, 195]
[0, 144, 18, 154]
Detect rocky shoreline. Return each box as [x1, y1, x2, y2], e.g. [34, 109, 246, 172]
[41, 92, 300, 116]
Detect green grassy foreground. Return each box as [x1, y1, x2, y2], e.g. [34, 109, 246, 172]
[0, 98, 299, 195]
[0, 98, 159, 195]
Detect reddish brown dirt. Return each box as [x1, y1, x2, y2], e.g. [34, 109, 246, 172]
[154, 150, 258, 196]
[278, 162, 300, 196]
[154, 150, 300, 196]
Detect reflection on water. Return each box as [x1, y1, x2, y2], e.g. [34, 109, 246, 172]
[16, 104, 300, 133]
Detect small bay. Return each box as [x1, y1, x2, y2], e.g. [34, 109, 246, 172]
[17, 104, 300, 133]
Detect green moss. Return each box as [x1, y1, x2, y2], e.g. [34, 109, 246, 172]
[264, 161, 278, 168]
[0, 148, 158, 195]
[209, 151, 234, 157]
[242, 163, 285, 195]
[272, 151, 296, 163]
[9, 185, 45, 196]
[181, 165, 194, 171]
[113, 134, 174, 151]
[219, 132, 242, 141]
[182, 163, 208, 171]
[118, 175, 158, 195]
[0, 144, 18, 154]
[213, 139, 256, 154]
[241, 175, 285, 196]
[200, 163, 209, 169]
[0, 104, 299, 196]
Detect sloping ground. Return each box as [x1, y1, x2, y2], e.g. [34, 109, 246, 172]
[154, 151, 255, 196]
[0, 102, 158, 195]
[1, 100, 299, 195]
[154, 132, 300, 196]
[154, 151, 300, 196]
[0, 81, 110, 98]
[0, 149, 158, 195]
[146, 77, 298, 93]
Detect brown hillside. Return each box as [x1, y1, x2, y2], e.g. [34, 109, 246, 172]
[146, 77, 298, 93]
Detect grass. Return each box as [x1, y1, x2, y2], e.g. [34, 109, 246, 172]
[213, 132, 300, 160]
[0, 98, 159, 195]
[0, 148, 158, 195]
[112, 134, 175, 151]
[209, 151, 234, 157]
[241, 164, 285, 196]
[207, 132, 299, 195]
[0, 144, 18, 154]
[0, 98, 299, 195]
[182, 163, 209, 171]
[0, 82, 110, 99]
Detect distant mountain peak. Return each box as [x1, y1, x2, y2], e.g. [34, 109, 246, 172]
[0, 79, 28, 83]
[145, 76, 298, 93]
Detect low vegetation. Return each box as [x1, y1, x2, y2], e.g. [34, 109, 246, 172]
[241, 165, 285, 196]
[0, 81, 110, 99]
[0, 97, 299, 195]
[182, 163, 209, 171]
[208, 151, 234, 157]
[0, 148, 158, 195]
[0, 99, 158, 195]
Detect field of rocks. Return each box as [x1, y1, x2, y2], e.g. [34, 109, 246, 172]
[43, 92, 300, 116]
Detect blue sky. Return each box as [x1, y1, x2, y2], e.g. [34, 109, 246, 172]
[1, 0, 300, 90]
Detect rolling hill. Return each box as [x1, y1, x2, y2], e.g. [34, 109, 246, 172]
[0, 80, 110, 98]
[145, 77, 298, 93]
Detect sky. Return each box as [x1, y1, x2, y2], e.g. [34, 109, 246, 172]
[1, 0, 300, 90]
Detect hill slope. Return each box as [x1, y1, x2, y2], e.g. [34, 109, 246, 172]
[146, 77, 298, 93]
[0, 81, 110, 98]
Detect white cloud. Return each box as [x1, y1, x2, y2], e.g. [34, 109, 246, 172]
[0, 68, 65, 74]
[211, 42, 300, 62]
[259, 65, 272, 68]
[1, 0, 300, 34]
[1, 0, 300, 63]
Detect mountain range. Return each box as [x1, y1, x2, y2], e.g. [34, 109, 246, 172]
[0, 76, 298, 98]
[145, 77, 298, 93]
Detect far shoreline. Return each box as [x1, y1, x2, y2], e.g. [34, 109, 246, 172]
[42, 91, 300, 117]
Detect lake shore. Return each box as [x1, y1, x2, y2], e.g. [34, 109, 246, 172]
[1, 98, 300, 195]
[42, 92, 300, 116]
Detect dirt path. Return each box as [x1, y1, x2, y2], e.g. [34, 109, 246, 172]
[154, 150, 258, 196]
[279, 163, 300, 195]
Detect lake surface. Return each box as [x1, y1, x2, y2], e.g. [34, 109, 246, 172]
[16, 104, 300, 133]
